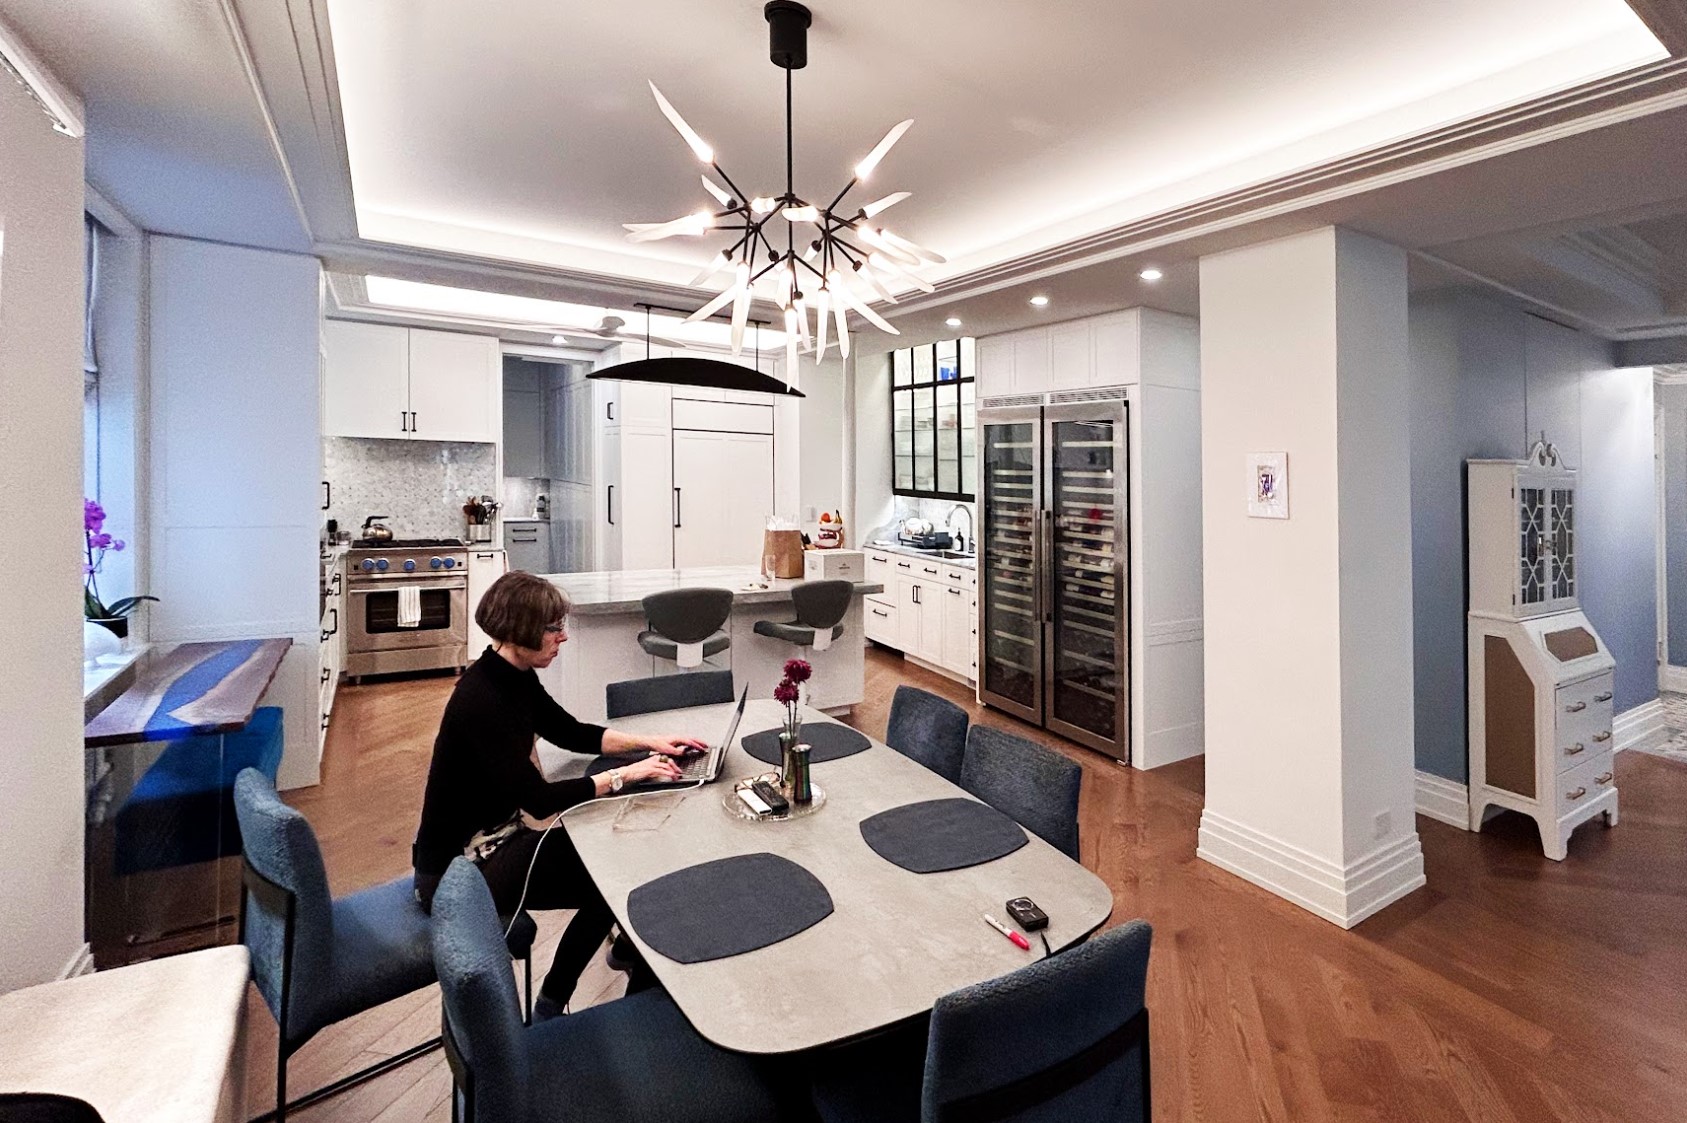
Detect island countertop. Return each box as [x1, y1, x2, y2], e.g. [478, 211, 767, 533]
[548, 565, 883, 616]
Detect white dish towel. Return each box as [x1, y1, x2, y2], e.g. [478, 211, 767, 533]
[396, 586, 422, 628]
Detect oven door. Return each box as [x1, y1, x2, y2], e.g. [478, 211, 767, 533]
[346, 578, 467, 652]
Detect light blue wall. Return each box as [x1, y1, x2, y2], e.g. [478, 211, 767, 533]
[1662, 385, 1687, 663]
[1408, 290, 1656, 783]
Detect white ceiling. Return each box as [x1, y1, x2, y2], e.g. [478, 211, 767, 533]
[326, 0, 1663, 291]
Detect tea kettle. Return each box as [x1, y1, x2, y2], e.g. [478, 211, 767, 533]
[361, 515, 394, 543]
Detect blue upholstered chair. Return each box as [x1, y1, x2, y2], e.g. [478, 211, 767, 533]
[233, 770, 537, 1122]
[960, 726, 1082, 860]
[605, 668, 736, 719]
[809, 920, 1155, 1123]
[885, 686, 969, 784]
[431, 858, 805, 1123]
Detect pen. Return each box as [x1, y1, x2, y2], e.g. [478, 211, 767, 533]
[983, 913, 1030, 951]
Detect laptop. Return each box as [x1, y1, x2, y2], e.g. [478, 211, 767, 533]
[625, 686, 748, 792]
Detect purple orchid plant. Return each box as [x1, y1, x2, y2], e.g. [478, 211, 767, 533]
[84, 498, 155, 626]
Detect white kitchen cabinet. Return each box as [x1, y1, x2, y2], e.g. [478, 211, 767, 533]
[620, 427, 675, 570]
[1091, 310, 1141, 384]
[864, 595, 898, 645]
[976, 335, 1013, 399]
[466, 548, 508, 655]
[975, 309, 1196, 400]
[505, 520, 550, 573]
[318, 551, 344, 751]
[1012, 331, 1053, 395]
[940, 580, 973, 671]
[322, 320, 499, 443]
[671, 429, 774, 567]
[1049, 320, 1093, 391]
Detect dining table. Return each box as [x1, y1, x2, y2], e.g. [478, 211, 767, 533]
[561, 698, 1115, 1054]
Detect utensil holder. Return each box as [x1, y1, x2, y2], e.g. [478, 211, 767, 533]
[466, 523, 493, 542]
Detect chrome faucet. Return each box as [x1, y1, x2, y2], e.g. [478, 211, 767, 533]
[946, 504, 974, 554]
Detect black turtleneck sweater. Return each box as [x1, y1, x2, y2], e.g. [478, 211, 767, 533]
[413, 647, 607, 878]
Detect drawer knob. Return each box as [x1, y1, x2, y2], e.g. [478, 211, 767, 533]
[1566, 742, 1585, 755]
[1566, 786, 1587, 801]
[1565, 701, 1587, 713]
[1593, 731, 1612, 743]
[1596, 772, 1613, 785]
[1594, 691, 1613, 703]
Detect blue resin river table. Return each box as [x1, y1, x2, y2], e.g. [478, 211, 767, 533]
[84, 637, 291, 966]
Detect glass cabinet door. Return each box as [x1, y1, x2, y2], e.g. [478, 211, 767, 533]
[1549, 486, 1575, 602]
[1518, 485, 1547, 608]
[1045, 411, 1126, 752]
[980, 419, 1040, 716]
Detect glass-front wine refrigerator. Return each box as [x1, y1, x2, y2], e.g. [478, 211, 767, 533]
[978, 399, 1129, 760]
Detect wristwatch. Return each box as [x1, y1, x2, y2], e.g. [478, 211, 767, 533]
[608, 768, 623, 793]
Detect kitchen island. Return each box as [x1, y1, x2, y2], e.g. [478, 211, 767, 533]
[535, 565, 884, 728]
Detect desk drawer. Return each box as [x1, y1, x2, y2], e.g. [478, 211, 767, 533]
[1557, 751, 1615, 817]
[864, 596, 898, 645]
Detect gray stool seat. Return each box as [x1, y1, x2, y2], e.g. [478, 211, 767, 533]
[752, 620, 845, 645]
[638, 629, 732, 660]
[754, 579, 853, 651]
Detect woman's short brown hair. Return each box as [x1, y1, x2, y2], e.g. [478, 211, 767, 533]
[475, 571, 571, 650]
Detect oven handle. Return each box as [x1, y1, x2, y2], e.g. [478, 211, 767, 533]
[347, 577, 467, 595]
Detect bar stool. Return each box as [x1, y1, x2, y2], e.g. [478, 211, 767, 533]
[638, 587, 734, 673]
[753, 579, 853, 657]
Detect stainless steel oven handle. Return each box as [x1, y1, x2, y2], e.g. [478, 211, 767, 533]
[347, 578, 466, 594]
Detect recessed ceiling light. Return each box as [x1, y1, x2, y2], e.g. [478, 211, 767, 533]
[1138, 267, 1163, 282]
[1029, 295, 1050, 307]
[945, 317, 963, 328]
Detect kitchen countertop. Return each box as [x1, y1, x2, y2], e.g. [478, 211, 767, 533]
[863, 539, 978, 569]
[549, 565, 884, 615]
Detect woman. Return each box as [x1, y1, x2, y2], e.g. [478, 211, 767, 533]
[413, 571, 702, 1018]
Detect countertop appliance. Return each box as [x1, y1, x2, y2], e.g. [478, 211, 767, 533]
[344, 541, 470, 680]
[978, 398, 1129, 761]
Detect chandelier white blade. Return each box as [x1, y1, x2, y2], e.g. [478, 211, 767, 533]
[626, 2, 937, 360]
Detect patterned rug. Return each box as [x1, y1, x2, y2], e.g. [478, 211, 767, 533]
[1631, 691, 1687, 764]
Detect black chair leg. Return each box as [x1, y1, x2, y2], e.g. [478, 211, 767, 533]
[275, 1037, 287, 1123]
[524, 954, 533, 1024]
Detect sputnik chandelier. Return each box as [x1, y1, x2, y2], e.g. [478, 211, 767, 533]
[626, 1, 944, 375]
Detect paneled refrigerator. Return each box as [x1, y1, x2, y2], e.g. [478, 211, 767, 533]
[978, 400, 1129, 760]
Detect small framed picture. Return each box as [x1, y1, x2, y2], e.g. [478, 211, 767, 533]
[1247, 452, 1289, 519]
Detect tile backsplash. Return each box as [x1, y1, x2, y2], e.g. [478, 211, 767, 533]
[324, 437, 497, 540]
[866, 497, 978, 551]
[502, 476, 551, 520]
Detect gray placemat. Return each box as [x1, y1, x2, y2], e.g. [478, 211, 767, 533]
[859, 798, 1028, 873]
[625, 852, 834, 964]
[742, 723, 871, 765]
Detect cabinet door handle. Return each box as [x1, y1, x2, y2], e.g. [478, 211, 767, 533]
[322, 480, 331, 511]
[912, 585, 920, 604]
[400, 410, 409, 433]
[923, 566, 938, 575]
[1596, 772, 1614, 785]
[872, 609, 888, 618]
[410, 411, 418, 432]
[1593, 731, 1612, 743]
[1594, 691, 1613, 703]
[1565, 700, 1586, 713]
[673, 487, 682, 528]
[607, 401, 615, 421]
[321, 714, 331, 731]
[607, 485, 614, 525]
[1566, 742, 1585, 756]
[896, 561, 911, 569]
[1566, 786, 1587, 801]
[948, 588, 962, 596]
[320, 667, 331, 685]
[320, 608, 338, 642]
[330, 571, 342, 593]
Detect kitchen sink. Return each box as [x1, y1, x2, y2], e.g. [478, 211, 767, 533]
[936, 550, 976, 561]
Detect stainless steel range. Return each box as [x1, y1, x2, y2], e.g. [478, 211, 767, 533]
[344, 538, 470, 680]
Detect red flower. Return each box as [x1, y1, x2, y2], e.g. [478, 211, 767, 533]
[773, 680, 799, 705]
[783, 658, 812, 684]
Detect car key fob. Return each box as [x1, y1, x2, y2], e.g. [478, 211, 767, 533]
[751, 781, 790, 815]
[1006, 897, 1048, 931]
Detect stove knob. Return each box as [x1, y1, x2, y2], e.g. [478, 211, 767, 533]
[403, 559, 417, 572]
[442, 557, 457, 569]
[360, 558, 376, 572]
[375, 558, 389, 571]
[429, 556, 443, 570]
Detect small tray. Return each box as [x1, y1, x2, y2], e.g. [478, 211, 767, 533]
[722, 780, 827, 822]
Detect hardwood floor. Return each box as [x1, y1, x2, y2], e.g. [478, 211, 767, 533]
[257, 649, 1687, 1122]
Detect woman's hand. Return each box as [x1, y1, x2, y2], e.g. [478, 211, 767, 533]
[620, 754, 683, 785]
[603, 730, 708, 757]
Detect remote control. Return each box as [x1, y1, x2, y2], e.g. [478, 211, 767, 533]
[751, 781, 790, 814]
[736, 787, 773, 816]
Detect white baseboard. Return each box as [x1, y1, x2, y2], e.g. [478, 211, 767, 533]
[1134, 721, 1205, 770]
[1196, 809, 1426, 929]
[1659, 665, 1687, 694]
[1415, 770, 1470, 829]
[59, 943, 94, 980]
[1615, 698, 1668, 753]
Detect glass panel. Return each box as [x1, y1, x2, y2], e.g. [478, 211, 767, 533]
[893, 387, 914, 490]
[1551, 487, 1575, 600]
[913, 386, 935, 491]
[959, 382, 976, 497]
[936, 339, 960, 381]
[892, 348, 912, 387]
[913, 345, 934, 385]
[937, 383, 960, 494]
[1048, 419, 1122, 742]
[982, 421, 1038, 708]
[1519, 487, 1546, 605]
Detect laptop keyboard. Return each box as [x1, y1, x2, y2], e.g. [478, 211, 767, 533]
[676, 750, 715, 780]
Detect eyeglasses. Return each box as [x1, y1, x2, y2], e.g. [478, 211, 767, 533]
[543, 619, 569, 636]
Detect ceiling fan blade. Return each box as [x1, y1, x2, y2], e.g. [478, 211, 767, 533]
[854, 119, 913, 181]
[878, 228, 947, 265]
[862, 191, 910, 218]
[648, 80, 713, 163]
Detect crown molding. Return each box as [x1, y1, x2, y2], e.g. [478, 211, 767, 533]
[0, 12, 83, 137]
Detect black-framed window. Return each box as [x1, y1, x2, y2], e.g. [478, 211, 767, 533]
[892, 338, 975, 500]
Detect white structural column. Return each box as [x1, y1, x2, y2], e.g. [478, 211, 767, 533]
[1195, 227, 1424, 928]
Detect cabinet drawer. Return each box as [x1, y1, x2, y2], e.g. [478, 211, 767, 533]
[1555, 673, 1614, 718]
[941, 564, 967, 585]
[1554, 673, 1614, 772]
[1556, 751, 1615, 817]
[866, 551, 892, 586]
[864, 596, 898, 644]
[912, 560, 944, 581]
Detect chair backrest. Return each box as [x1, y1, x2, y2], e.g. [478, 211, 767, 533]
[791, 579, 853, 630]
[606, 668, 737, 719]
[233, 768, 336, 1033]
[960, 726, 1082, 860]
[432, 858, 529, 1123]
[0, 1094, 107, 1122]
[885, 685, 969, 784]
[642, 587, 735, 644]
[922, 920, 1153, 1123]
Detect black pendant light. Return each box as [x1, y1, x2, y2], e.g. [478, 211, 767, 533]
[587, 306, 805, 397]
